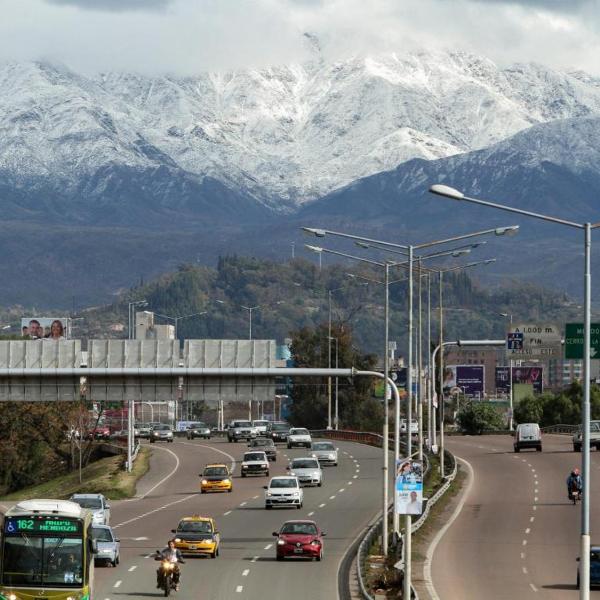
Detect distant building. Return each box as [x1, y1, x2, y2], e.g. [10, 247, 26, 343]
[135, 311, 175, 340]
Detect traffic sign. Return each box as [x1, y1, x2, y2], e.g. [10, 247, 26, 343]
[506, 323, 562, 358]
[564, 323, 600, 359]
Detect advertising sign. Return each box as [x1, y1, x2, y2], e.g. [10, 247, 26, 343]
[506, 323, 561, 358]
[495, 367, 543, 394]
[395, 459, 423, 515]
[21, 317, 69, 339]
[443, 365, 484, 397]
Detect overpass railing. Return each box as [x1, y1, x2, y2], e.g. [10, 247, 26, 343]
[541, 424, 578, 435]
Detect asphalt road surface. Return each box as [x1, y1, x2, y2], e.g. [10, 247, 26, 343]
[431, 433, 600, 599]
[94, 437, 385, 600]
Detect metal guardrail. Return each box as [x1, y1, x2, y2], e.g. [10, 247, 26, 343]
[541, 424, 578, 435]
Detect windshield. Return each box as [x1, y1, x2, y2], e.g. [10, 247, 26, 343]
[233, 421, 252, 427]
[291, 459, 319, 469]
[270, 479, 297, 489]
[252, 439, 273, 446]
[177, 521, 213, 534]
[204, 467, 228, 476]
[253, 421, 269, 426]
[155, 425, 170, 431]
[190, 422, 207, 428]
[280, 523, 318, 535]
[91, 528, 113, 542]
[312, 442, 334, 451]
[290, 428, 309, 435]
[72, 497, 102, 509]
[2, 536, 83, 587]
[272, 423, 289, 431]
[245, 453, 266, 461]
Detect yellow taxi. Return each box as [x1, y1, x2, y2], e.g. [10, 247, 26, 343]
[172, 516, 220, 558]
[200, 463, 233, 493]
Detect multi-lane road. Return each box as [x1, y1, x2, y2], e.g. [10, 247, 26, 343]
[94, 437, 384, 600]
[430, 433, 598, 599]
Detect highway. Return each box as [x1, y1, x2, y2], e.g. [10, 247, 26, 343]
[94, 437, 384, 600]
[430, 433, 599, 599]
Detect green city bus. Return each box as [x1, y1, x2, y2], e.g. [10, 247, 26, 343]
[0, 499, 95, 600]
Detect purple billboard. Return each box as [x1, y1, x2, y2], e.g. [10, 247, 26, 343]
[495, 366, 543, 394]
[443, 365, 485, 398]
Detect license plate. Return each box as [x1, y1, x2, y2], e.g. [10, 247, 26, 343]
[189, 545, 197, 549]
[294, 548, 303, 554]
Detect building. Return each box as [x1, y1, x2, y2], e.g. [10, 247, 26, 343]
[135, 311, 175, 340]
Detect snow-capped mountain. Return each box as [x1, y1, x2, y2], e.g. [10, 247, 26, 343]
[3, 50, 600, 211]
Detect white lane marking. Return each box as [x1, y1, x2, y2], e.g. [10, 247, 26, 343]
[240, 502, 247, 507]
[182, 441, 237, 472]
[128, 566, 137, 572]
[319, 503, 326, 508]
[522, 459, 527, 462]
[264, 544, 273, 550]
[114, 581, 122, 588]
[251, 556, 259, 563]
[329, 495, 336, 500]
[253, 495, 259, 499]
[349, 455, 354, 458]
[132, 445, 181, 500]
[534, 497, 538, 503]
[348, 481, 353, 485]
[531, 469, 536, 473]
[339, 488, 345, 493]
[242, 569, 249, 576]
[534, 488, 539, 494]
[525, 528, 531, 534]
[145, 553, 153, 559]
[114, 493, 196, 528]
[523, 567, 528, 574]
[521, 552, 526, 559]
[353, 475, 358, 479]
[224, 510, 232, 516]
[424, 456, 474, 600]
[236, 586, 244, 593]
[530, 517, 535, 523]
[522, 540, 528, 546]
[308, 511, 315, 516]
[530, 583, 538, 592]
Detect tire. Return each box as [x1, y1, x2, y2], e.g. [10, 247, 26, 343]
[168, 439, 173, 443]
[514, 446, 520, 453]
[266, 505, 272, 510]
[228, 488, 232, 493]
[316, 551, 322, 562]
[276, 555, 283, 561]
[200, 490, 206, 494]
[266, 472, 270, 477]
[241, 472, 246, 478]
[297, 504, 302, 510]
[317, 481, 322, 487]
[577, 574, 580, 589]
[287, 444, 291, 449]
[574, 444, 582, 452]
[536, 445, 542, 452]
[211, 550, 217, 559]
[111, 559, 117, 567]
[150, 439, 155, 444]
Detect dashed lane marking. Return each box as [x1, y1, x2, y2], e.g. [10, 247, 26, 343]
[240, 502, 247, 507]
[242, 569, 249, 576]
[525, 528, 531, 534]
[114, 581, 122, 588]
[339, 488, 345, 492]
[530, 517, 535, 523]
[530, 583, 538, 592]
[329, 495, 336, 500]
[128, 566, 137, 572]
[522, 540, 528, 546]
[523, 567, 528, 574]
[253, 495, 259, 499]
[251, 556, 259, 563]
[319, 503, 326, 508]
[114, 494, 196, 528]
[521, 553, 526, 559]
[308, 511, 315, 516]
[264, 544, 273, 550]
[224, 511, 232, 516]
[236, 586, 244, 593]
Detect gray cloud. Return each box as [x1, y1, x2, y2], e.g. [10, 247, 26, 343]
[46, 0, 171, 11]
[1, 0, 599, 74]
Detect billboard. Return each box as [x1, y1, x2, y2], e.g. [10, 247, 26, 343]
[395, 459, 423, 515]
[443, 365, 484, 397]
[495, 366, 543, 394]
[21, 317, 69, 340]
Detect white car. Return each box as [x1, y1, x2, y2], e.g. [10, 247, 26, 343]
[288, 457, 323, 487]
[70, 493, 111, 525]
[241, 451, 270, 477]
[264, 476, 303, 509]
[311, 441, 338, 466]
[287, 428, 312, 449]
[253, 420, 270, 436]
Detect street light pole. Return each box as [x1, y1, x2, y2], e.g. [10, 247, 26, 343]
[328, 291, 333, 430]
[429, 183, 600, 600]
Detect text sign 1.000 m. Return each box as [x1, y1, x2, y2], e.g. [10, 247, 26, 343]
[506, 324, 561, 358]
[564, 323, 600, 360]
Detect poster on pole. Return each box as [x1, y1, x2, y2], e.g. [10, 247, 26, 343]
[495, 366, 543, 393]
[443, 365, 484, 397]
[395, 459, 423, 515]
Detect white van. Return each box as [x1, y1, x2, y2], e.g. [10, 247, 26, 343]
[514, 423, 542, 452]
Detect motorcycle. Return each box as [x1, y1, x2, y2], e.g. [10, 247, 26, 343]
[155, 556, 178, 597]
[569, 486, 581, 505]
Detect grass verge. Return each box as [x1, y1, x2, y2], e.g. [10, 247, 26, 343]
[0, 447, 151, 502]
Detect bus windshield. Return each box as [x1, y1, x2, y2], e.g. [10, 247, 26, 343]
[2, 535, 83, 587]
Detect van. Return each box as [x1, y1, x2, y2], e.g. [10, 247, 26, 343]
[514, 423, 542, 452]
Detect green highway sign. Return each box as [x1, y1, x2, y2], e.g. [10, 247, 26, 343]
[564, 323, 600, 359]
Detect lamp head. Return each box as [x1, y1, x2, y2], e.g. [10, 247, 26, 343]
[354, 241, 370, 249]
[451, 249, 471, 257]
[302, 227, 326, 238]
[484, 258, 497, 265]
[429, 184, 464, 200]
[305, 244, 323, 253]
[495, 226, 519, 236]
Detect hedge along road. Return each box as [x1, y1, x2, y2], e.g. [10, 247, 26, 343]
[93, 436, 387, 600]
[430, 434, 600, 599]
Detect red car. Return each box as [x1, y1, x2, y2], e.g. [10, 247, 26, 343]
[273, 520, 326, 561]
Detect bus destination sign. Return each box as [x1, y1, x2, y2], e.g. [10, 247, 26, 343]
[4, 517, 81, 534]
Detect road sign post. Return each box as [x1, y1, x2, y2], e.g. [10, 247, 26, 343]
[506, 323, 562, 359]
[565, 323, 600, 360]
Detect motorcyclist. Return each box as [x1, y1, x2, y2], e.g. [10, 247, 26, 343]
[567, 468, 582, 500]
[156, 540, 185, 591]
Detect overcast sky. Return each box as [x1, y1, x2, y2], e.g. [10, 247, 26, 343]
[1, 0, 599, 74]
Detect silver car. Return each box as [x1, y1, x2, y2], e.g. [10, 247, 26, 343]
[70, 493, 111, 525]
[288, 457, 323, 487]
[311, 441, 338, 466]
[150, 424, 174, 443]
[92, 525, 120, 567]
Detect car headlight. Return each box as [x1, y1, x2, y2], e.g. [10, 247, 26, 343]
[292, 491, 300, 497]
[223, 478, 230, 484]
[153, 432, 159, 436]
[201, 479, 208, 485]
[266, 491, 272, 497]
[99, 548, 111, 553]
[329, 454, 336, 459]
[277, 539, 285, 545]
[174, 538, 181, 542]
[262, 464, 268, 468]
[7, 594, 17, 600]
[310, 540, 321, 546]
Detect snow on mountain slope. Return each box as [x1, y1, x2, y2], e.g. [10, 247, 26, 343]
[2, 50, 600, 209]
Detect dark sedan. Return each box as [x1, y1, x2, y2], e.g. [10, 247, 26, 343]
[273, 520, 325, 561]
[249, 437, 278, 461]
